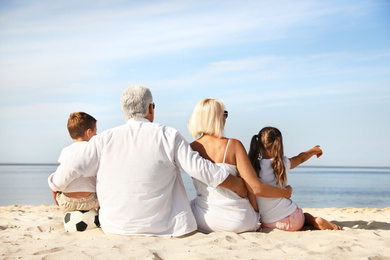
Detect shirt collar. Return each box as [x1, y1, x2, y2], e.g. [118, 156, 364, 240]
[128, 118, 151, 123]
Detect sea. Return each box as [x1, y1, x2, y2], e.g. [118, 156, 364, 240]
[0, 164, 389, 208]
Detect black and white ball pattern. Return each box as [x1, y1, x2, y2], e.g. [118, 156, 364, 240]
[63, 209, 100, 232]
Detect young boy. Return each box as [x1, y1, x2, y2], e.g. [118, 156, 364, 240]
[48, 112, 99, 212]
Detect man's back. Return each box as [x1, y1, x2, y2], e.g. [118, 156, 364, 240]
[90, 118, 196, 236]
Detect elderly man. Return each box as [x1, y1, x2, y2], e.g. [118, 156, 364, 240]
[49, 85, 247, 237]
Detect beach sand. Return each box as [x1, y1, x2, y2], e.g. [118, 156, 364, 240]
[1, 205, 389, 260]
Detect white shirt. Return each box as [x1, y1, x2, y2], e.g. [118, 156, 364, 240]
[50, 118, 229, 237]
[191, 140, 260, 233]
[48, 142, 96, 193]
[256, 156, 297, 223]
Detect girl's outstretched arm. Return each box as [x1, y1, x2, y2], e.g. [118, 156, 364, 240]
[289, 145, 323, 170]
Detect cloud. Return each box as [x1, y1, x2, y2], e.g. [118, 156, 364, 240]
[1, 0, 377, 93]
[142, 49, 390, 96]
[205, 57, 278, 74]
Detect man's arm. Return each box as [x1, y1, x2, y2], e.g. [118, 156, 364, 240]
[218, 175, 248, 198]
[174, 133, 247, 197]
[48, 140, 100, 191]
[51, 189, 59, 206]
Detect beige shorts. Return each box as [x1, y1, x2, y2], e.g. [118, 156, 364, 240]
[262, 208, 305, 231]
[56, 192, 99, 211]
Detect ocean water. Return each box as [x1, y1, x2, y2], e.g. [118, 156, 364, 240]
[0, 164, 389, 208]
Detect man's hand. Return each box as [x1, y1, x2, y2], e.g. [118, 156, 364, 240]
[51, 189, 59, 206]
[218, 174, 248, 198]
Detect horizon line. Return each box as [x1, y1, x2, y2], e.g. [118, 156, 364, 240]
[0, 163, 389, 169]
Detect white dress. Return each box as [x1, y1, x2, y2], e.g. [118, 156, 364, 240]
[191, 139, 260, 233]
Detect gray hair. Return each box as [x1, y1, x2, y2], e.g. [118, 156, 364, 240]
[121, 85, 153, 120]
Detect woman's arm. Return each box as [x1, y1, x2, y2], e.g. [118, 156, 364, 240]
[232, 139, 292, 198]
[247, 192, 259, 212]
[289, 145, 323, 170]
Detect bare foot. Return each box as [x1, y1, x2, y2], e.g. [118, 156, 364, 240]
[314, 217, 341, 230]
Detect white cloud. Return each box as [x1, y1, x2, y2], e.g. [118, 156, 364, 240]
[1, 0, 375, 92]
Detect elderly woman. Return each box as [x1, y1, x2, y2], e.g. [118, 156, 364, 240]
[187, 98, 292, 233]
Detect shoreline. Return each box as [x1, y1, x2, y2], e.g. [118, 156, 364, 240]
[1, 205, 389, 259]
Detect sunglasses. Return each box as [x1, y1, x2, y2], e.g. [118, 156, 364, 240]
[151, 103, 155, 109]
[224, 110, 228, 119]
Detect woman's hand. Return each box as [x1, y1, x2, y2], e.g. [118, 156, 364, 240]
[284, 185, 293, 198]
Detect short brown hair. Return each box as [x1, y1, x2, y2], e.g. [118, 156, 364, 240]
[67, 112, 97, 139]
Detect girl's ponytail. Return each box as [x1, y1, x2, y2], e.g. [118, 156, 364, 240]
[271, 136, 286, 187]
[258, 127, 286, 187]
[248, 134, 261, 177]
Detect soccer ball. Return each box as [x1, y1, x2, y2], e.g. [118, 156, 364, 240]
[63, 210, 100, 232]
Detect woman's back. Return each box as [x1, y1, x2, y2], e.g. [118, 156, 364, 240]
[192, 137, 241, 203]
[190, 135, 234, 164]
[190, 135, 259, 233]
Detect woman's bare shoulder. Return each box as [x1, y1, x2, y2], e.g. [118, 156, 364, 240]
[228, 138, 245, 149]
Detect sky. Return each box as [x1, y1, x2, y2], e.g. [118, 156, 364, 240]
[0, 0, 389, 167]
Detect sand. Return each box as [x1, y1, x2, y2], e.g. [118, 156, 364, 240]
[0, 205, 389, 260]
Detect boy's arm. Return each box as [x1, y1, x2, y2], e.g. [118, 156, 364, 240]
[289, 145, 323, 170]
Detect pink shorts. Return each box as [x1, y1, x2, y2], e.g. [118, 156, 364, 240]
[262, 208, 305, 231]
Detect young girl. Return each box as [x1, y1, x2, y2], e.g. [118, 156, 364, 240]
[248, 126, 341, 231]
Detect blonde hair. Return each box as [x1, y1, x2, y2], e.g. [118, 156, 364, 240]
[248, 127, 286, 187]
[187, 98, 225, 139]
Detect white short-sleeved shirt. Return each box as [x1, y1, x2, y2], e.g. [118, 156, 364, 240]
[256, 156, 298, 223]
[49, 118, 229, 237]
[48, 142, 96, 193]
